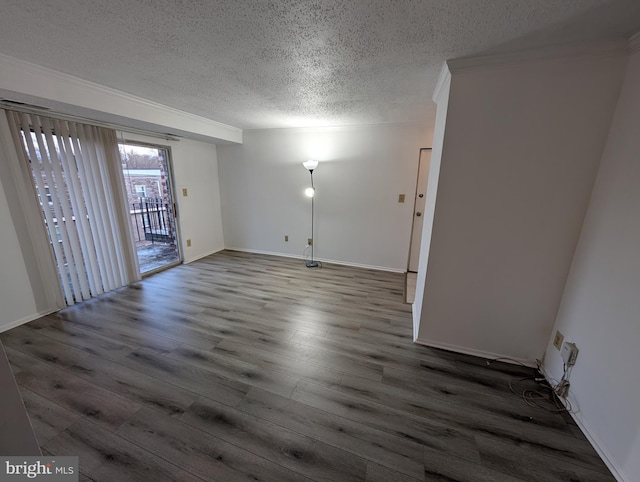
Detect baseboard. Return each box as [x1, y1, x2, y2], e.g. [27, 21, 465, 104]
[183, 247, 225, 264]
[413, 337, 537, 368]
[0, 310, 57, 334]
[225, 247, 302, 261]
[538, 365, 627, 482]
[225, 247, 405, 273]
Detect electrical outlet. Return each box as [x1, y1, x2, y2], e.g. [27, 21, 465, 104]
[398, 194, 405, 203]
[308, 238, 313, 246]
[182, 188, 188, 197]
[284, 235, 289, 242]
[553, 330, 564, 350]
[186, 239, 192, 247]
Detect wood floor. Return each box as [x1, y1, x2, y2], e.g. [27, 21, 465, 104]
[1, 250, 614, 481]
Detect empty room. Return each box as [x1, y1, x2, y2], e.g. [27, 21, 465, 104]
[0, 1, 639, 481]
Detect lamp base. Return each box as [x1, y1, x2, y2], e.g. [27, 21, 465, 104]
[305, 261, 319, 268]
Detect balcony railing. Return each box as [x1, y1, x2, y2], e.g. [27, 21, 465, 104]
[131, 197, 175, 245]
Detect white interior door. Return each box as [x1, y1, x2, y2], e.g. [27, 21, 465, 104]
[408, 148, 431, 272]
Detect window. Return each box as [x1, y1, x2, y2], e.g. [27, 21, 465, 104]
[38, 185, 53, 205]
[134, 185, 147, 198]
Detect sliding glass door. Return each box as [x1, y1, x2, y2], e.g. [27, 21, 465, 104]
[7, 111, 182, 307]
[119, 142, 181, 274]
[7, 111, 140, 306]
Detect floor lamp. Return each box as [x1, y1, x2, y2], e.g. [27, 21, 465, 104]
[303, 160, 319, 268]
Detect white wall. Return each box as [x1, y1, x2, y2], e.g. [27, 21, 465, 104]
[123, 134, 225, 263]
[0, 176, 38, 331]
[416, 50, 627, 361]
[217, 123, 431, 272]
[543, 48, 640, 482]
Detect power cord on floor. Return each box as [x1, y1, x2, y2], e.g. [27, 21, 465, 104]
[486, 357, 574, 413]
[508, 376, 573, 413]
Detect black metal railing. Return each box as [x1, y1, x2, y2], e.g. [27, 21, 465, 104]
[131, 197, 175, 244]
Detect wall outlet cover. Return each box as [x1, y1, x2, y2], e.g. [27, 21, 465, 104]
[553, 330, 564, 350]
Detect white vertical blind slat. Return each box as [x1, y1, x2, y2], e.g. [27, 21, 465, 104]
[67, 122, 106, 296]
[8, 111, 139, 306]
[0, 110, 66, 313]
[104, 129, 141, 281]
[92, 127, 126, 287]
[40, 117, 86, 302]
[97, 129, 129, 286]
[3, 111, 65, 310]
[20, 113, 75, 305]
[79, 123, 118, 291]
[52, 118, 92, 300]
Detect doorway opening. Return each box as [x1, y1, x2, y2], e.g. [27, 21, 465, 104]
[406, 148, 432, 303]
[119, 142, 181, 274]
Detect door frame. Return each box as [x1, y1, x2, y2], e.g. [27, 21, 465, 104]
[407, 147, 432, 273]
[119, 139, 183, 275]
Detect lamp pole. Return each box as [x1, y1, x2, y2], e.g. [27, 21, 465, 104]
[308, 170, 318, 267]
[303, 160, 319, 268]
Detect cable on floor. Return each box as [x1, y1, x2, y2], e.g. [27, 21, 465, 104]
[485, 357, 574, 413]
[508, 376, 573, 413]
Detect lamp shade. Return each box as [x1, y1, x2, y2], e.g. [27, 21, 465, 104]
[303, 160, 318, 171]
[304, 187, 315, 198]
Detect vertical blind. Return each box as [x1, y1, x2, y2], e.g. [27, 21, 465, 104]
[6, 111, 140, 306]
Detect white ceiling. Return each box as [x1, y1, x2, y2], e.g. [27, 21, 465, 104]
[1, 0, 639, 130]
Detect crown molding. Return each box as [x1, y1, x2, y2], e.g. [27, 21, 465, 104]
[432, 63, 451, 105]
[447, 39, 628, 75]
[0, 53, 242, 144]
[243, 120, 429, 134]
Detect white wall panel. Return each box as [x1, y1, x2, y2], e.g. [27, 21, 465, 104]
[217, 123, 432, 271]
[544, 49, 640, 482]
[416, 51, 627, 361]
[0, 155, 38, 331]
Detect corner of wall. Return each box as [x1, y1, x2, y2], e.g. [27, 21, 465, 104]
[538, 40, 640, 481]
[412, 63, 451, 339]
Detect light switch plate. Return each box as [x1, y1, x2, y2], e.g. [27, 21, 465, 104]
[553, 330, 564, 350]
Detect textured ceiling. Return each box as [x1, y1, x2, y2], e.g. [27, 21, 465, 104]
[1, 0, 639, 129]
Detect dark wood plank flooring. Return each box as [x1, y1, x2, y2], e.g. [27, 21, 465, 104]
[1, 250, 614, 481]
